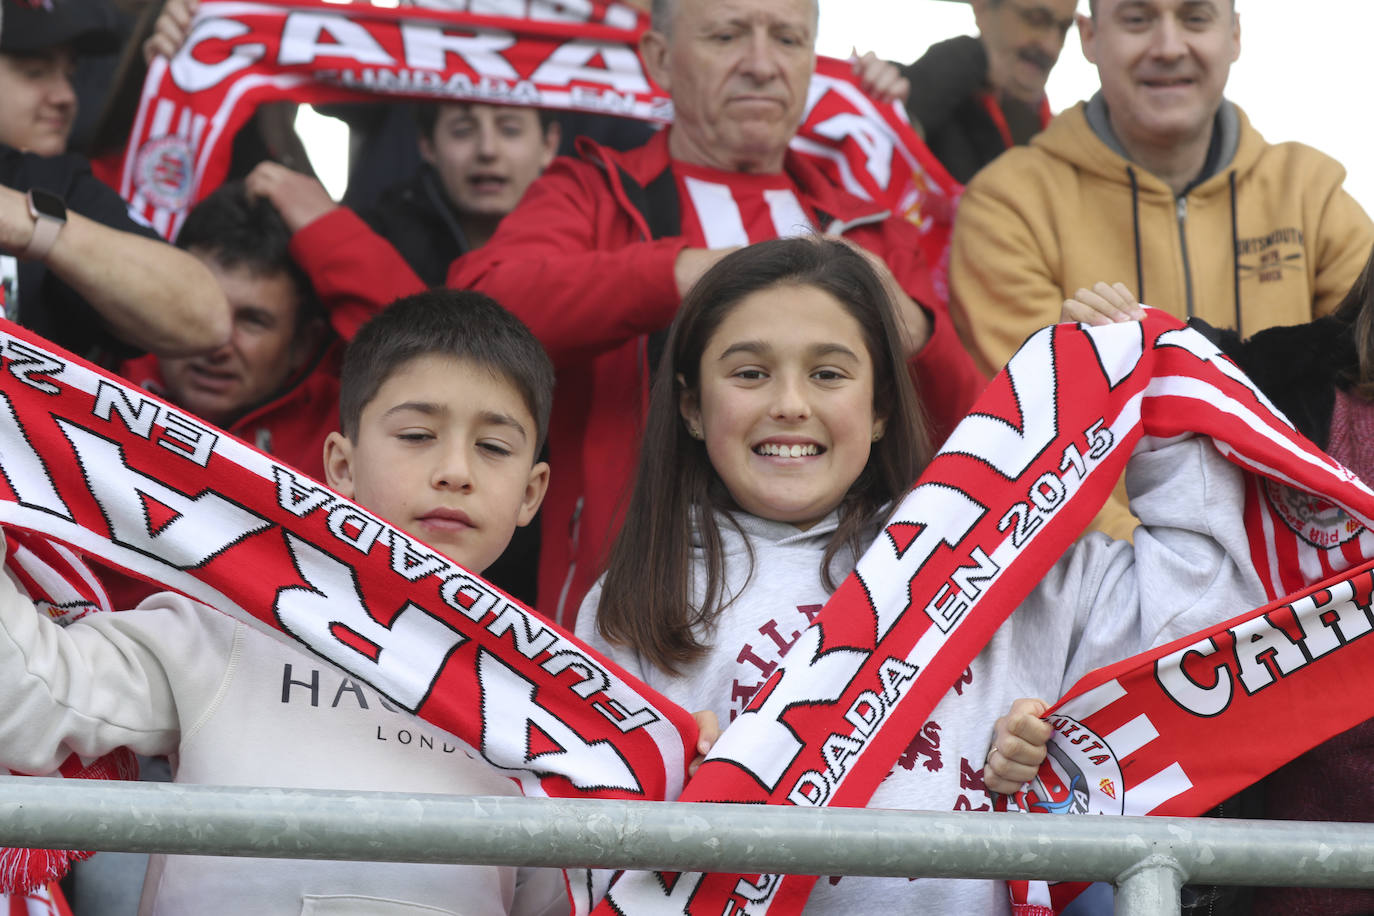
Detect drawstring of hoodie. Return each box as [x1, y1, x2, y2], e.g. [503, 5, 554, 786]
[1229, 170, 1241, 337]
[1126, 165, 1244, 335]
[1127, 166, 1145, 304]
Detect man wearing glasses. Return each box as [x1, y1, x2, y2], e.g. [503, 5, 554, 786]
[902, 0, 1076, 184]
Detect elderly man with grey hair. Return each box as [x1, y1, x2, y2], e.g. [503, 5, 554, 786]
[450, 0, 985, 632]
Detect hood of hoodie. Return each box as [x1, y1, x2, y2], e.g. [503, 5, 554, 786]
[1024, 94, 1272, 322]
[701, 509, 843, 558]
[1033, 93, 1263, 200]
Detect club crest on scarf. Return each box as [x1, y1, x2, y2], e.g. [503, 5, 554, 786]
[1008, 715, 1123, 817]
[1264, 478, 1365, 549]
[133, 134, 196, 213]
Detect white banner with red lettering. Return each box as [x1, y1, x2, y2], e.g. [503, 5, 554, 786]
[93, 0, 958, 276]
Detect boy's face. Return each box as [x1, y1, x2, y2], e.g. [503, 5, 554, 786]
[323, 354, 549, 576]
[157, 252, 312, 427]
[0, 47, 78, 155]
[419, 103, 559, 222]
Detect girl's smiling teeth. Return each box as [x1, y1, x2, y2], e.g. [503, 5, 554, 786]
[754, 442, 822, 457]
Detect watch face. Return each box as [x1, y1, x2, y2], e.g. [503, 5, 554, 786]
[29, 189, 66, 221]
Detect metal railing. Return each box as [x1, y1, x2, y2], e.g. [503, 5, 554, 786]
[4, 776, 1374, 915]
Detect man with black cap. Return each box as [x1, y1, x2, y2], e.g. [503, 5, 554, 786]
[0, 0, 122, 156]
[0, 0, 229, 366]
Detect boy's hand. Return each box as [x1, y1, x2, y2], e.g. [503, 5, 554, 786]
[851, 51, 909, 104]
[1061, 281, 1145, 326]
[689, 709, 721, 777]
[984, 697, 1051, 795]
[144, 0, 198, 63]
[244, 162, 338, 234]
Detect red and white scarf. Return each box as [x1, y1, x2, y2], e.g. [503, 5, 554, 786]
[2, 888, 72, 916]
[3, 309, 1374, 914]
[1006, 557, 1374, 914]
[92, 0, 958, 284]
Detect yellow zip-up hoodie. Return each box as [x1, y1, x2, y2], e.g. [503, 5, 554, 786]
[950, 99, 1374, 378]
[949, 99, 1374, 539]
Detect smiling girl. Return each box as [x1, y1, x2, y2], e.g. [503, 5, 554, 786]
[576, 236, 1268, 913]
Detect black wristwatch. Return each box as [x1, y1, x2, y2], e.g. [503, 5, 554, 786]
[23, 188, 67, 261]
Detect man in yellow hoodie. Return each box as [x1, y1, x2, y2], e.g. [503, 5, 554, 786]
[949, 0, 1374, 539]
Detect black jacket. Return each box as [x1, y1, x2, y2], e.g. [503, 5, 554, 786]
[359, 165, 469, 288]
[1194, 314, 1356, 449]
[902, 36, 1044, 185]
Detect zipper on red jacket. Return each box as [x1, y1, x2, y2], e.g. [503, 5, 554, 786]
[1176, 196, 1196, 318]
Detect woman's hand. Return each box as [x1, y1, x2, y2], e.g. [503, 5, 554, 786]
[1061, 281, 1145, 326]
[143, 0, 198, 63]
[984, 697, 1052, 795]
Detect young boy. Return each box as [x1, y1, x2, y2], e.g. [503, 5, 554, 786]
[0, 290, 565, 915]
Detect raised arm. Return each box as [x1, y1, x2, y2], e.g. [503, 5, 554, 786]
[0, 544, 212, 772]
[0, 182, 229, 355]
[245, 161, 425, 341]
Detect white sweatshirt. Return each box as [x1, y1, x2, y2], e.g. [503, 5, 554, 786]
[0, 566, 567, 916]
[578, 438, 1268, 914]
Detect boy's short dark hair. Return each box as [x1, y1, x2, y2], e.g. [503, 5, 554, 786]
[175, 180, 318, 326]
[339, 290, 554, 453]
[414, 101, 557, 140]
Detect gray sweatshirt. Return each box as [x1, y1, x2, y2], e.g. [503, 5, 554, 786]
[578, 436, 1267, 914]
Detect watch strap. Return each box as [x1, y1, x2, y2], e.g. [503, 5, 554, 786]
[22, 192, 64, 261]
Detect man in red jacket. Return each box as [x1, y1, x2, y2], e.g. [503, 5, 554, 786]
[121, 182, 366, 482]
[450, 0, 986, 628]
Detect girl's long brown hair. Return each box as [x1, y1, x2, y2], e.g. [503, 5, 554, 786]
[594, 237, 934, 675]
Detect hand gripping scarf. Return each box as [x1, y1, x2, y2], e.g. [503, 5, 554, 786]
[2, 309, 1373, 914]
[91, 0, 959, 284]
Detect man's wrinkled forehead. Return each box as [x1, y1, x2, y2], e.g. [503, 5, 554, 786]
[656, 0, 818, 37]
[1089, 0, 1235, 18]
